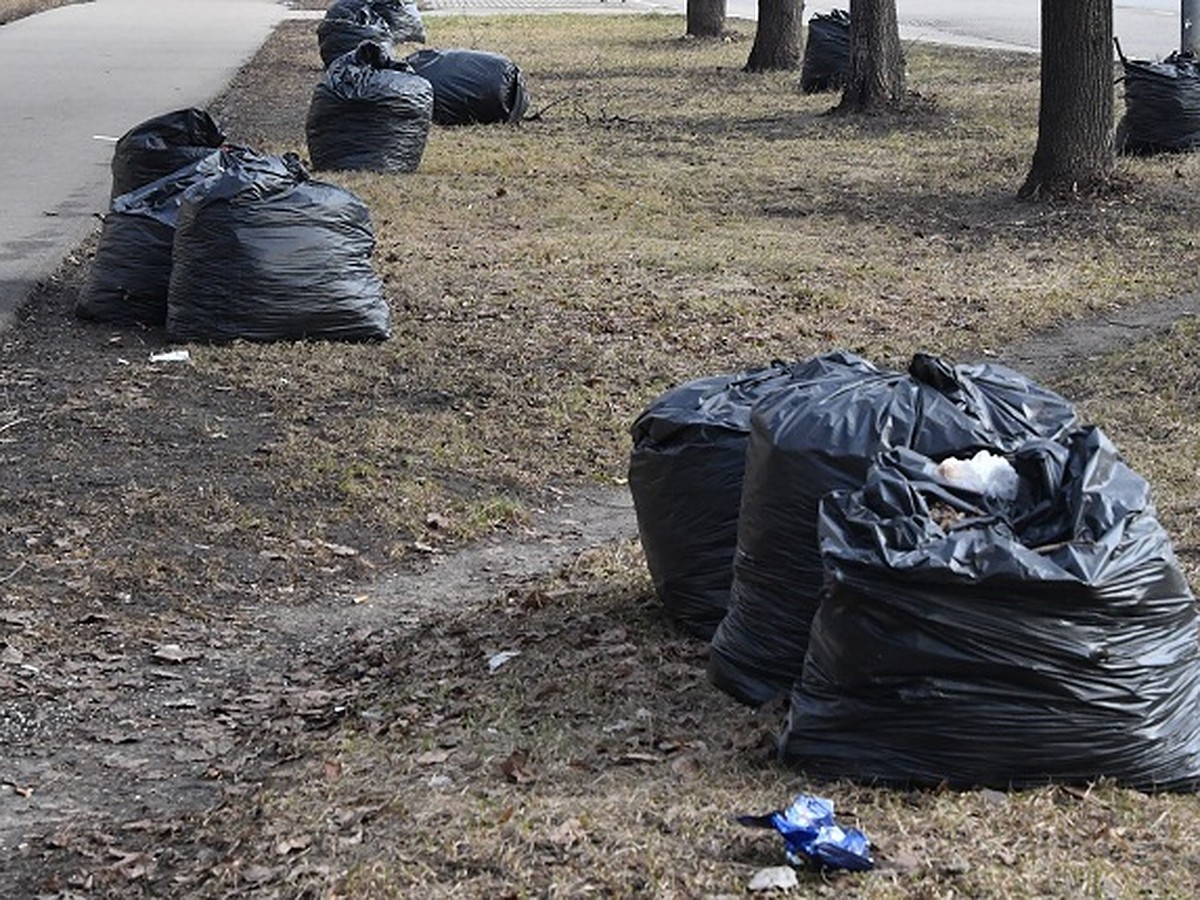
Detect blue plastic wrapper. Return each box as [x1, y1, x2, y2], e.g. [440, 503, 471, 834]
[738, 793, 874, 872]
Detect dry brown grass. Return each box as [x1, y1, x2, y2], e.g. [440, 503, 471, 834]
[195, 14, 1200, 563]
[1058, 317, 1200, 573]
[223, 533, 1200, 898]
[4, 12, 1200, 897]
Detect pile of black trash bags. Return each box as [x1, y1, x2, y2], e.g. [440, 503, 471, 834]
[1117, 46, 1200, 155]
[801, 9, 850, 94]
[317, 0, 426, 66]
[76, 108, 390, 343]
[629, 350, 1200, 792]
[77, 0, 533, 339]
[309, 0, 529, 174]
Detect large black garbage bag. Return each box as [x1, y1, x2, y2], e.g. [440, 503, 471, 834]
[629, 361, 813, 640]
[328, 0, 425, 44]
[307, 41, 433, 173]
[78, 153, 224, 326]
[166, 150, 391, 344]
[404, 48, 530, 125]
[317, 6, 394, 68]
[1117, 51, 1200, 155]
[708, 351, 1078, 706]
[801, 9, 851, 94]
[109, 108, 225, 200]
[780, 430, 1200, 792]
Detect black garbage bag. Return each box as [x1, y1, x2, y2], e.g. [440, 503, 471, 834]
[109, 108, 225, 200]
[166, 150, 391, 344]
[317, 6, 393, 68]
[307, 41, 433, 173]
[1117, 51, 1200, 155]
[404, 48, 530, 125]
[708, 351, 1078, 706]
[327, 0, 425, 44]
[780, 429, 1200, 792]
[78, 153, 224, 326]
[629, 360, 813, 640]
[801, 9, 851, 94]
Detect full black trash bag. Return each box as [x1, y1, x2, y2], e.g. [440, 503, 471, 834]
[327, 0, 425, 44]
[109, 108, 225, 200]
[629, 361, 812, 640]
[708, 351, 1078, 706]
[317, 6, 394, 68]
[306, 41, 433, 173]
[166, 150, 391, 343]
[801, 9, 851, 94]
[404, 48, 530, 125]
[78, 153, 224, 326]
[780, 429, 1200, 792]
[1117, 51, 1200, 155]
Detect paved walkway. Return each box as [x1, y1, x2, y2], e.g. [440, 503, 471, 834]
[0, 0, 291, 331]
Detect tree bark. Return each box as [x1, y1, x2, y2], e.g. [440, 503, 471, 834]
[835, 0, 906, 112]
[687, 0, 727, 38]
[1019, 0, 1114, 199]
[744, 0, 803, 72]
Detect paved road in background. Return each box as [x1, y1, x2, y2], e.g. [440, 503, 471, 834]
[431, 0, 1180, 56]
[0, 0, 1184, 333]
[0, 0, 290, 332]
[873, 0, 1177, 56]
[590, 0, 1178, 56]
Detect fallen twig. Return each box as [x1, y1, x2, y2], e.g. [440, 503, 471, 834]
[0, 561, 28, 583]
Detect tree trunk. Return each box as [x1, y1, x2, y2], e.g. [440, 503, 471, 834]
[835, 0, 905, 112]
[744, 0, 803, 72]
[1018, 0, 1114, 199]
[687, 0, 726, 38]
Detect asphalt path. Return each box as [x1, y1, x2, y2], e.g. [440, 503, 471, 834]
[0, 0, 1186, 332]
[0, 0, 290, 331]
[430, 0, 1181, 56]
[867, 0, 1177, 57]
[689, 0, 1179, 56]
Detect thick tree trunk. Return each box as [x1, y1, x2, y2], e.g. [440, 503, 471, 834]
[744, 0, 803, 72]
[687, 0, 726, 38]
[835, 0, 905, 112]
[1019, 0, 1114, 199]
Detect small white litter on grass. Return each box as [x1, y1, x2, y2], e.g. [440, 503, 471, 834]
[487, 650, 521, 673]
[149, 349, 191, 364]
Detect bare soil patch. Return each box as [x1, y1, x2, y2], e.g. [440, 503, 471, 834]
[2, 13, 1199, 898]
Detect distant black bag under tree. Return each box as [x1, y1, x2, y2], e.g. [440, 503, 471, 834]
[781, 429, 1200, 792]
[708, 351, 1079, 707]
[801, 9, 851, 94]
[166, 150, 391, 343]
[307, 40, 433, 173]
[1117, 51, 1200, 155]
[404, 48, 530, 125]
[628, 361, 813, 640]
[327, 0, 425, 44]
[78, 153, 224, 326]
[109, 108, 225, 200]
[317, 5, 394, 68]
